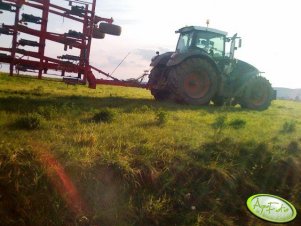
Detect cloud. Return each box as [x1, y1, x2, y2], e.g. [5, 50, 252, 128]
[134, 47, 171, 61]
[115, 18, 138, 25]
[134, 49, 156, 61]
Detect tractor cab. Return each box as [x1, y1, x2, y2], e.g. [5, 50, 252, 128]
[175, 26, 227, 58]
[175, 26, 241, 61]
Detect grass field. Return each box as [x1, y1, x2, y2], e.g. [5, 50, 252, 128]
[0, 72, 301, 226]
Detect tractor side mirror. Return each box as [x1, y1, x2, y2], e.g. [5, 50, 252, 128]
[238, 39, 242, 48]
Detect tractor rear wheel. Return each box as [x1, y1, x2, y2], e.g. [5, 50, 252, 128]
[150, 90, 170, 101]
[240, 76, 273, 110]
[167, 58, 218, 105]
[148, 67, 170, 101]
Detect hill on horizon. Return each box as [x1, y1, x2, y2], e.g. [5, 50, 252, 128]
[273, 87, 301, 100]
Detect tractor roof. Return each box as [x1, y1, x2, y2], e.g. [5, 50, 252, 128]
[176, 26, 228, 36]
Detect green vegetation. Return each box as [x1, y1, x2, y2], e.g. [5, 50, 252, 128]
[281, 120, 297, 133]
[92, 108, 116, 123]
[14, 112, 43, 130]
[0, 72, 301, 226]
[154, 110, 168, 125]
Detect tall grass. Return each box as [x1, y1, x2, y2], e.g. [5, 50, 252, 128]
[1, 73, 301, 225]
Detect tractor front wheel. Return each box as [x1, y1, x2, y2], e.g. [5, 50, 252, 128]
[240, 76, 273, 110]
[167, 58, 218, 105]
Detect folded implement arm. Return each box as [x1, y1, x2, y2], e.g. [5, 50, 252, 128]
[0, 0, 146, 89]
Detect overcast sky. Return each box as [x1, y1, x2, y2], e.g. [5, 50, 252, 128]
[1, 0, 300, 88]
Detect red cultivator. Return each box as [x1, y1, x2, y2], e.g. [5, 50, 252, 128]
[0, 0, 148, 89]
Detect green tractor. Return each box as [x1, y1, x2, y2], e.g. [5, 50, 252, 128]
[148, 26, 275, 110]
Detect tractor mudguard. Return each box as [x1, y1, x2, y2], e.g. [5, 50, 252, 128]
[231, 60, 259, 78]
[150, 52, 174, 67]
[230, 60, 259, 90]
[166, 49, 220, 73]
[228, 60, 264, 98]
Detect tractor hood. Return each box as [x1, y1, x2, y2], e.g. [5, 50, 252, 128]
[166, 49, 210, 67]
[150, 52, 174, 67]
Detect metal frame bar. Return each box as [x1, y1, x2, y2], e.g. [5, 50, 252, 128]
[9, 1, 19, 76]
[38, 0, 49, 78]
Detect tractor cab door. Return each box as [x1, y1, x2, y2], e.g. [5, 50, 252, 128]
[229, 33, 238, 60]
[222, 33, 240, 75]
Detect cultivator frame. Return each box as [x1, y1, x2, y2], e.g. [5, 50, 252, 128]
[0, 0, 147, 89]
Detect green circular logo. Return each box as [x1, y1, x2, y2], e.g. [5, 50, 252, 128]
[246, 194, 297, 223]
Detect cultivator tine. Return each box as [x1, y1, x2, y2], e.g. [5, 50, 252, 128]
[58, 54, 81, 61]
[0, 25, 13, 35]
[0, 52, 9, 57]
[15, 64, 37, 72]
[18, 39, 40, 47]
[69, 5, 85, 17]
[64, 30, 85, 39]
[21, 13, 42, 24]
[0, 1, 17, 12]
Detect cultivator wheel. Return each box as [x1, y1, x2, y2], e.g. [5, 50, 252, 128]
[167, 58, 218, 105]
[240, 76, 273, 110]
[92, 28, 105, 39]
[148, 67, 170, 101]
[99, 23, 121, 36]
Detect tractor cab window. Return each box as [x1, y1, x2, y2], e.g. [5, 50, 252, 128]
[195, 31, 225, 57]
[176, 32, 193, 53]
